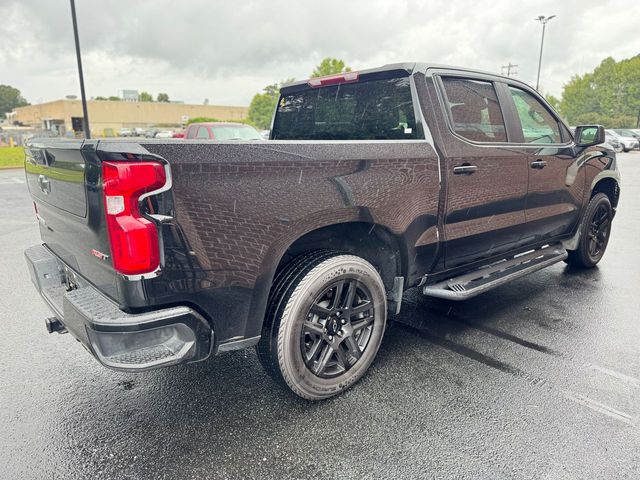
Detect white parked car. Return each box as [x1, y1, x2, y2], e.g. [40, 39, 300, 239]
[605, 129, 638, 152]
[154, 130, 174, 138]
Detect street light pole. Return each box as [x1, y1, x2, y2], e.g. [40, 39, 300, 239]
[535, 15, 555, 91]
[70, 0, 90, 139]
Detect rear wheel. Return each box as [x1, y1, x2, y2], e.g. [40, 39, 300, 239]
[565, 193, 612, 268]
[256, 252, 387, 400]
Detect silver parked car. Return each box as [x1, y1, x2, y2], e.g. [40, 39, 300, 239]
[604, 132, 623, 153]
[606, 129, 639, 152]
[612, 129, 640, 149]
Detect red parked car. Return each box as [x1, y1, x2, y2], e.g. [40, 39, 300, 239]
[184, 122, 263, 140]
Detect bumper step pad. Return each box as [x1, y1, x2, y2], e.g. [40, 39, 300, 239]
[24, 244, 213, 371]
[423, 243, 568, 300]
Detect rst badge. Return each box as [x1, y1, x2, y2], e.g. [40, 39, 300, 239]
[91, 249, 109, 261]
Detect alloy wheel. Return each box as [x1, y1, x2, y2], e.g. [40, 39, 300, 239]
[587, 203, 610, 258]
[300, 279, 375, 378]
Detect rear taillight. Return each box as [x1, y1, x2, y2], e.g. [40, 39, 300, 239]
[102, 161, 167, 275]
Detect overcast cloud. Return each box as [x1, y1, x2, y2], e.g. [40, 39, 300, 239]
[1, 0, 638, 106]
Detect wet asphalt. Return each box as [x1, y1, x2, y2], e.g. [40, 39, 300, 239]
[1, 153, 639, 479]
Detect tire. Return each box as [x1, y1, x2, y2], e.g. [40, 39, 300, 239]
[565, 193, 612, 268]
[256, 251, 387, 400]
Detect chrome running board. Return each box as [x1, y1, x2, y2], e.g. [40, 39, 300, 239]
[423, 243, 568, 300]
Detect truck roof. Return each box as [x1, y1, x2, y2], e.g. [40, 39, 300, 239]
[280, 62, 524, 93]
[188, 122, 255, 127]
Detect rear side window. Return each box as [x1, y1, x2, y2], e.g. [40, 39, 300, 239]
[509, 86, 562, 144]
[272, 77, 419, 140]
[185, 125, 197, 139]
[441, 77, 507, 143]
[196, 126, 210, 139]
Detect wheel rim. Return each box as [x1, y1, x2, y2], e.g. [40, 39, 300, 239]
[587, 203, 610, 259]
[300, 278, 376, 379]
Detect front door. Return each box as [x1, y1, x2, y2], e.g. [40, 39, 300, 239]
[437, 75, 529, 269]
[506, 85, 585, 244]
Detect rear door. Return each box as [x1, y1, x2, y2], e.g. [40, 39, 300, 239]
[434, 73, 529, 268]
[504, 84, 584, 244]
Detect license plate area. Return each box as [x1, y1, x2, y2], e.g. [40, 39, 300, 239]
[63, 266, 80, 292]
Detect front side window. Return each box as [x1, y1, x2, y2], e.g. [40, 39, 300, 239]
[509, 86, 562, 144]
[272, 77, 419, 140]
[441, 77, 507, 143]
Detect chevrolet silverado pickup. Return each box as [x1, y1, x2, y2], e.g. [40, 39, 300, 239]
[24, 63, 620, 400]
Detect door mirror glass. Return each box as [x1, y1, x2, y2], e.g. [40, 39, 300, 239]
[575, 125, 605, 147]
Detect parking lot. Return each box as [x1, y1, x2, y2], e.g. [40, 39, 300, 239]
[1, 152, 639, 479]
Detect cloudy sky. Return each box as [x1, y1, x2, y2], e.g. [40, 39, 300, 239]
[1, 0, 638, 107]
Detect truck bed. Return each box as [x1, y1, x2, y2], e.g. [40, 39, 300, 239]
[26, 138, 441, 347]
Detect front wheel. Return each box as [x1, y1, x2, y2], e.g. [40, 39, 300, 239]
[565, 193, 612, 268]
[257, 251, 387, 400]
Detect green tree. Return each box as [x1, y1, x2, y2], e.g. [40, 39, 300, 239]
[559, 55, 640, 127]
[108, 96, 121, 101]
[544, 93, 561, 112]
[247, 79, 295, 130]
[311, 58, 352, 78]
[94, 96, 108, 100]
[187, 117, 220, 124]
[139, 91, 153, 102]
[0, 85, 29, 117]
[157, 93, 170, 102]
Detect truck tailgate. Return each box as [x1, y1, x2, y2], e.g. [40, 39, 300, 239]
[25, 141, 119, 301]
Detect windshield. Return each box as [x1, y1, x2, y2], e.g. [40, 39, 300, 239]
[211, 125, 262, 140]
[616, 129, 635, 136]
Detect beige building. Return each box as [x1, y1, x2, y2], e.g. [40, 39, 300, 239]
[9, 99, 249, 137]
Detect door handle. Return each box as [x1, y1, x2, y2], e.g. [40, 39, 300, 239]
[453, 164, 478, 175]
[530, 160, 547, 169]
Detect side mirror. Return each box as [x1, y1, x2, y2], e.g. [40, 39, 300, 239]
[575, 125, 605, 147]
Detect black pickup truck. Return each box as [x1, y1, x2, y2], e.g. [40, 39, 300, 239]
[24, 63, 620, 400]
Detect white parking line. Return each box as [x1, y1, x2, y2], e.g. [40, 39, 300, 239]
[562, 390, 636, 426]
[12, 177, 24, 184]
[585, 363, 640, 388]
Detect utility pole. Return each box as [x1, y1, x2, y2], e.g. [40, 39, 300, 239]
[70, 0, 90, 139]
[501, 62, 518, 77]
[535, 15, 556, 91]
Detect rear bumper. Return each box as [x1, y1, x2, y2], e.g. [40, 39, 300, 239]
[24, 244, 213, 371]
